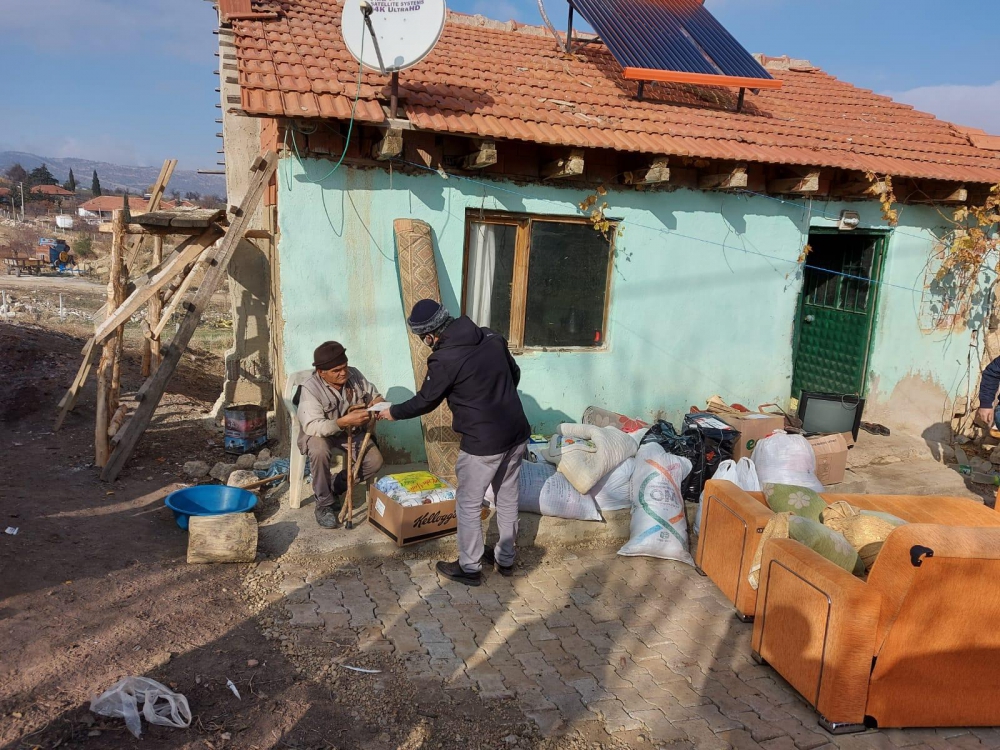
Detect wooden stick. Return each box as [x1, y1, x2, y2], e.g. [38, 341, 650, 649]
[353, 414, 377, 483]
[232, 473, 288, 492]
[95, 210, 126, 467]
[340, 426, 355, 527]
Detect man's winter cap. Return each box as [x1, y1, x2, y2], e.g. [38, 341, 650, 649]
[313, 341, 348, 369]
[407, 299, 452, 336]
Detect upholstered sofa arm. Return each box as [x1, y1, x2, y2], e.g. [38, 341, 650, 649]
[751, 538, 881, 729]
[695, 480, 773, 618]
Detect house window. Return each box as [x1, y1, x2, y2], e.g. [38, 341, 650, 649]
[463, 212, 614, 350]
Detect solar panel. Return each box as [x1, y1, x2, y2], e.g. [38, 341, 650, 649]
[568, 0, 781, 91]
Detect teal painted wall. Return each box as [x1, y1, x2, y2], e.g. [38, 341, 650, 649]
[277, 156, 983, 458]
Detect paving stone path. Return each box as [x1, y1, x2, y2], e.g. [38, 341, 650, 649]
[275, 549, 1000, 749]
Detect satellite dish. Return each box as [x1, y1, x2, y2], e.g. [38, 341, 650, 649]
[342, 0, 447, 73]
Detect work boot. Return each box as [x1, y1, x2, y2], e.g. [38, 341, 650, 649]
[436, 560, 482, 587]
[482, 546, 514, 577]
[315, 505, 341, 529]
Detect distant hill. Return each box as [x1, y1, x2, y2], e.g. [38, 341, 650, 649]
[0, 151, 226, 198]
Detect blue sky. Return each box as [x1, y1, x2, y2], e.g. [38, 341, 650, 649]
[1, 0, 997, 170]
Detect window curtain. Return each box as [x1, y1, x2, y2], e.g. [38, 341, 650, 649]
[466, 222, 497, 327]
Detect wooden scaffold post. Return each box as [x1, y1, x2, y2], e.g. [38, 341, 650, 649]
[141, 235, 164, 377]
[95, 209, 128, 467]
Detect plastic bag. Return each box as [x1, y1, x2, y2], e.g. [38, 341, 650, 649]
[588, 458, 635, 512]
[618, 443, 694, 564]
[555, 424, 639, 494]
[640, 420, 704, 502]
[91, 677, 192, 738]
[752, 431, 823, 491]
[694, 457, 761, 536]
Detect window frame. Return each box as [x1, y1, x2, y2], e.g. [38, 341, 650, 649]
[461, 210, 616, 353]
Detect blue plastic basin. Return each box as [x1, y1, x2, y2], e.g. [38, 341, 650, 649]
[164, 486, 258, 530]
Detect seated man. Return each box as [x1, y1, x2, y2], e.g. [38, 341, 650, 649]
[295, 341, 384, 529]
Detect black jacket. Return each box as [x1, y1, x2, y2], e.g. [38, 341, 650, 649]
[390, 316, 530, 456]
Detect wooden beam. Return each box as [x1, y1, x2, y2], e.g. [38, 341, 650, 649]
[462, 140, 498, 170]
[833, 178, 886, 198]
[908, 183, 968, 205]
[54, 339, 100, 431]
[133, 208, 226, 229]
[699, 165, 748, 191]
[93, 226, 223, 345]
[125, 159, 177, 268]
[371, 128, 404, 161]
[101, 151, 279, 482]
[152, 243, 219, 340]
[623, 156, 670, 186]
[542, 149, 585, 179]
[767, 170, 821, 195]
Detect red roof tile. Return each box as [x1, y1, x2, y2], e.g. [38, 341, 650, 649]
[231, 3, 1000, 184]
[30, 184, 75, 196]
[79, 196, 156, 212]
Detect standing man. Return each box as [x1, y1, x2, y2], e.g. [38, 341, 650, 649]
[296, 341, 385, 529]
[381, 299, 530, 586]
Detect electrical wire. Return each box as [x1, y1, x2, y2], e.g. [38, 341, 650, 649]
[284, 28, 367, 188]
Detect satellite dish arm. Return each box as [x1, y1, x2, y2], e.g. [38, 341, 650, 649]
[360, 1, 388, 74]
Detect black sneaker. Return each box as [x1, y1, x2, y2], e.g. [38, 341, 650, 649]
[482, 547, 514, 577]
[436, 560, 482, 587]
[315, 505, 341, 529]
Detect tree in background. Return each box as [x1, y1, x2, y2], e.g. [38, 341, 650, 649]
[64, 169, 77, 192]
[92, 170, 102, 197]
[170, 189, 181, 202]
[184, 191, 201, 202]
[27, 164, 58, 187]
[5, 164, 28, 183]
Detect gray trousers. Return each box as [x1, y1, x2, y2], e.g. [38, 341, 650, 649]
[455, 442, 526, 573]
[305, 434, 384, 510]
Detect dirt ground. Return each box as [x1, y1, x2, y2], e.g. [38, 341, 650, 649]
[0, 313, 578, 750]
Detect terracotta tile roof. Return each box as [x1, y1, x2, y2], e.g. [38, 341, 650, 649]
[231, 2, 1000, 184]
[0, 187, 11, 197]
[30, 184, 75, 196]
[79, 196, 157, 212]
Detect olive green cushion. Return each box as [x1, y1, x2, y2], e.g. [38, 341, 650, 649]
[763, 483, 826, 523]
[788, 516, 865, 577]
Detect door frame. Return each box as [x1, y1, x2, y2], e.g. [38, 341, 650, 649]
[791, 228, 890, 399]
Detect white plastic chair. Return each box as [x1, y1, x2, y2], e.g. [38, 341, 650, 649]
[283, 369, 314, 509]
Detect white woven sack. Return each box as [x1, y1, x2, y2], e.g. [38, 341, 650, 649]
[618, 443, 693, 564]
[487, 460, 603, 521]
[556, 423, 638, 494]
[589, 458, 635, 512]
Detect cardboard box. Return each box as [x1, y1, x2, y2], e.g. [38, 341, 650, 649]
[367, 486, 457, 547]
[808, 433, 850, 486]
[719, 413, 785, 461]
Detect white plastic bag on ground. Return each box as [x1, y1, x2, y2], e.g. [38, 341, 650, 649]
[618, 443, 694, 564]
[555, 423, 639, 494]
[752, 431, 823, 491]
[487, 460, 603, 521]
[588, 458, 635, 512]
[694, 457, 761, 536]
[91, 676, 192, 738]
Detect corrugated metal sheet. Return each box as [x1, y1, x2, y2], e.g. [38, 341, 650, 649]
[570, 0, 774, 82]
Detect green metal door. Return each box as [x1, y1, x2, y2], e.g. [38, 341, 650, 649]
[792, 231, 887, 398]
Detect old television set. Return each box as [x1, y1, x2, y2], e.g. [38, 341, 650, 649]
[797, 392, 865, 441]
